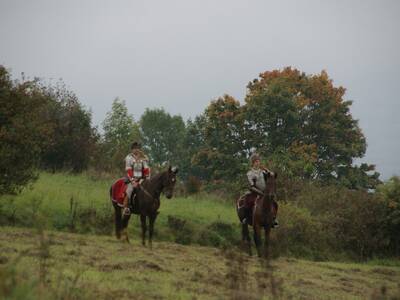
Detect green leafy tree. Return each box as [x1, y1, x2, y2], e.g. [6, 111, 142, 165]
[377, 176, 400, 255]
[140, 108, 185, 167]
[244, 67, 379, 189]
[0, 66, 54, 194]
[191, 95, 247, 182]
[40, 82, 94, 172]
[180, 116, 207, 180]
[102, 98, 141, 172]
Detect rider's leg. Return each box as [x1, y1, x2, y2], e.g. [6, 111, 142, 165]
[123, 182, 133, 215]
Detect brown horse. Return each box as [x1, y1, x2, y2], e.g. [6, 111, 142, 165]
[110, 166, 178, 247]
[237, 171, 277, 258]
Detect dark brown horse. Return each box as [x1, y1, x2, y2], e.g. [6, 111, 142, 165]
[110, 166, 178, 247]
[237, 171, 277, 258]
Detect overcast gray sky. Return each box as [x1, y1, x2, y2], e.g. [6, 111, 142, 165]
[1, 0, 399, 180]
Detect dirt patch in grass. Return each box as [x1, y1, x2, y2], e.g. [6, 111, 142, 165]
[136, 260, 165, 272]
[320, 264, 344, 272]
[98, 263, 125, 272]
[97, 260, 167, 273]
[0, 256, 9, 264]
[0, 246, 18, 254]
[371, 267, 398, 276]
[294, 278, 314, 287]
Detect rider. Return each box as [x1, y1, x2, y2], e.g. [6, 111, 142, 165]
[244, 153, 279, 227]
[123, 142, 151, 215]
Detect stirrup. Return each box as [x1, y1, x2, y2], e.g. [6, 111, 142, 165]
[242, 218, 247, 225]
[123, 207, 131, 216]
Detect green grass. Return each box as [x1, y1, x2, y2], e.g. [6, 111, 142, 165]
[0, 172, 239, 246]
[1, 172, 400, 299]
[0, 227, 399, 300]
[1, 172, 398, 260]
[0, 172, 236, 223]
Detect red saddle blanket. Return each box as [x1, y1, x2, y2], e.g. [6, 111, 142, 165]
[111, 178, 128, 206]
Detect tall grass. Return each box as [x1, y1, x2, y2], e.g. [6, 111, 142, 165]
[1, 172, 397, 262]
[0, 172, 240, 247]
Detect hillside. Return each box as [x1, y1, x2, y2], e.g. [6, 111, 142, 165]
[1, 227, 399, 300]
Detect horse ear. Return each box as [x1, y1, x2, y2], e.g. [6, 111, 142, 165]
[168, 166, 172, 173]
[274, 172, 278, 179]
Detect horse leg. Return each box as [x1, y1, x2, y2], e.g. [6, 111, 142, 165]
[148, 214, 157, 250]
[121, 213, 131, 243]
[140, 214, 147, 246]
[242, 223, 252, 256]
[113, 203, 122, 240]
[253, 224, 262, 257]
[264, 227, 271, 259]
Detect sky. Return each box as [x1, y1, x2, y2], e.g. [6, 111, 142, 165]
[1, 0, 399, 180]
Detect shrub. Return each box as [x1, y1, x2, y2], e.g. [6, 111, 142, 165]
[272, 203, 332, 260]
[185, 176, 202, 195]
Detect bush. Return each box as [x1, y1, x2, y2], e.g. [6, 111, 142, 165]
[295, 183, 393, 259]
[185, 176, 202, 195]
[167, 215, 194, 245]
[272, 203, 332, 260]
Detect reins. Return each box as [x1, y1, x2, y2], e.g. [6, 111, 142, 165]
[139, 172, 166, 201]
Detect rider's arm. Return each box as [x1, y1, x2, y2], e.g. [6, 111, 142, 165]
[142, 158, 150, 179]
[125, 155, 134, 181]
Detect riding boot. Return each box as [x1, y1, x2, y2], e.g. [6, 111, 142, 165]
[123, 195, 130, 215]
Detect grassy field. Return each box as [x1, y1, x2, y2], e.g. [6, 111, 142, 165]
[0, 172, 236, 225]
[0, 172, 239, 246]
[1, 226, 399, 300]
[1, 172, 400, 299]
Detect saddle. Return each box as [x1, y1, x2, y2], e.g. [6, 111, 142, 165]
[111, 178, 141, 212]
[237, 192, 261, 226]
[237, 192, 260, 210]
[111, 178, 127, 207]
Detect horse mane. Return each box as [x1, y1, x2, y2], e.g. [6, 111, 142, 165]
[141, 169, 167, 190]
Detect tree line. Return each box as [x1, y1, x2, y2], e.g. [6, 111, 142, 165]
[0, 65, 383, 194]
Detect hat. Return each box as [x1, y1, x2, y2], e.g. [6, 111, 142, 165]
[250, 153, 261, 165]
[131, 141, 141, 150]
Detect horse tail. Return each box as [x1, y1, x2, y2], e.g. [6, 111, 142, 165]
[109, 183, 114, 201]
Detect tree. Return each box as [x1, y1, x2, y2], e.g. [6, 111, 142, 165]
[140, 108, 185, 167]
[191, 95, 248, 183]
[244, 67, 379, 189]
[377, 176, 400, 255]
[180, 116, 207, 180]
[0, 66, 54, 194]
[40, 82, 95, 172]
[102, 98, 141, 172]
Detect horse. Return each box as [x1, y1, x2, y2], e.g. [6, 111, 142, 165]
[110, 166, 178, 247]
[237, 171, 278, 258]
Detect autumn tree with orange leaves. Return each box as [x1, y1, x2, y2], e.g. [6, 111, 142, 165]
[192, 67, 380, 190]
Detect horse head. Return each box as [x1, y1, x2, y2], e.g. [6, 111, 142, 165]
[263, 170, 278, 199]
[162, 166, 179, 199]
